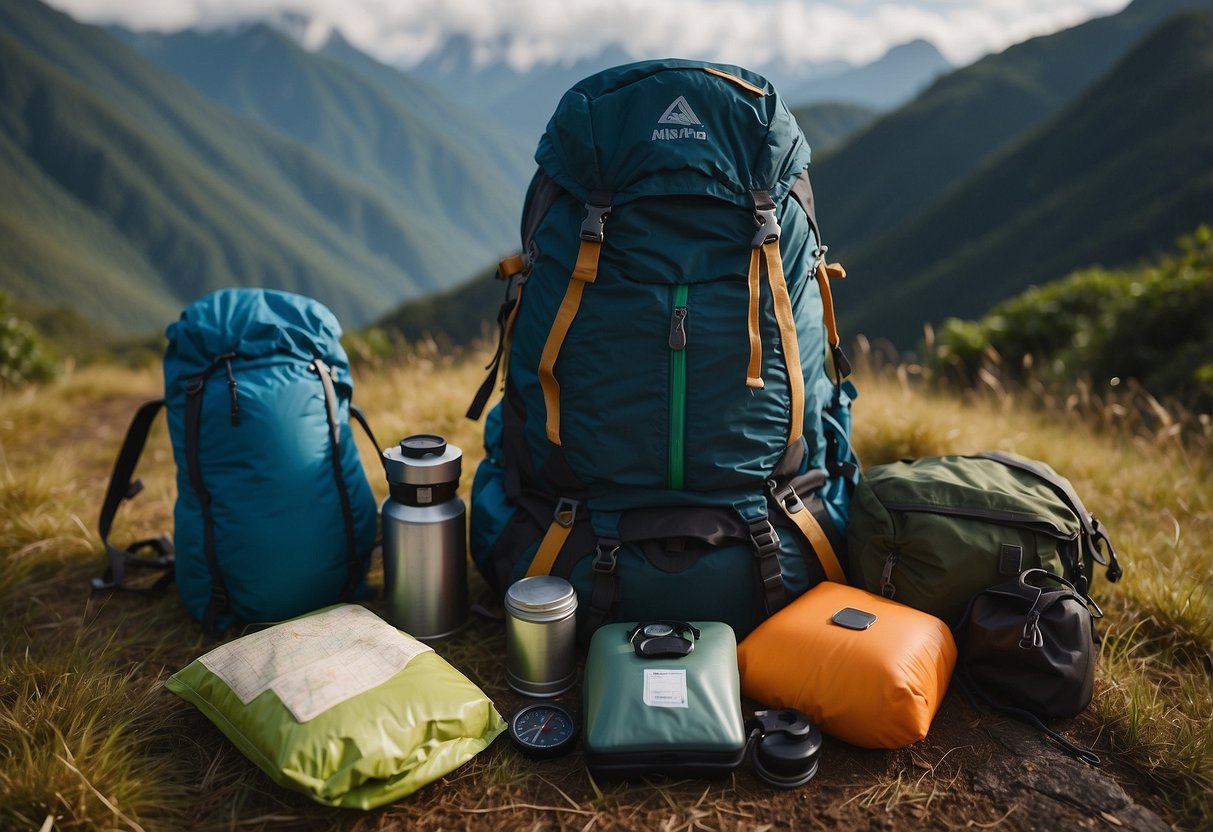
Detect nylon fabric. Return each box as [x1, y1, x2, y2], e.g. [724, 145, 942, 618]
[738, 583, 956, 749]
[537, 241, 598, 445]
[849, 453, 1113, 629]
[469, 59, 854, 638]
[536, 60, 806, 205]
[164, 289, 377, 630]
[763, 239, 804, 447]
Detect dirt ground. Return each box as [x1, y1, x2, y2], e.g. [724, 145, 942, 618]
[63, 582, 1176, 832]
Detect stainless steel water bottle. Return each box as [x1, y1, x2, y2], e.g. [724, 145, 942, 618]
[381, 434, 468, 639]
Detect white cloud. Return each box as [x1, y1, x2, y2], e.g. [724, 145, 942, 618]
[46, 0, 1130, 69]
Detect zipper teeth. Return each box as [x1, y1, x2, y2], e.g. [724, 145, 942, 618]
[669, 285, 689, 490]
[881, 502, 1076, 539]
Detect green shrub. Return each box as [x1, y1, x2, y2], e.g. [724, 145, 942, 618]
[930, 227, 1213, 412]
[0, 292, 57, 389]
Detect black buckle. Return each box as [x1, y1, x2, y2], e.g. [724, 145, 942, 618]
[592, 540, 620, 574]
[553, 497, 579, 529]
[752, 207, 781, 247]
[580, 202, 611, 242]
[767, 479, 805, 515]
[749, 518, 780, 558]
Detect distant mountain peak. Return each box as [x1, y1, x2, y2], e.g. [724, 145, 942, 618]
[264, 11, 332, 51]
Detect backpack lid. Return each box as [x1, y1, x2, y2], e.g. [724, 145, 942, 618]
[535, 59, 811, 208]
[165, 289, 348, 373]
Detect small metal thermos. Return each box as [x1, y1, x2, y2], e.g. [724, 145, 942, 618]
[505, 576, 578, 697]
[381, 434, 468, 639]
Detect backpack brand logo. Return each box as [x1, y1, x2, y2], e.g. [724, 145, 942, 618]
[652, 96, 706, 141]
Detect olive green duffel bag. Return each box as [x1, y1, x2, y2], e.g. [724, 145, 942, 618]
[848, 452, 1122, 628]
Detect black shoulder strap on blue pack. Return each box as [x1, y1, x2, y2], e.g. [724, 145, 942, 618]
[92, 399, 175, 594]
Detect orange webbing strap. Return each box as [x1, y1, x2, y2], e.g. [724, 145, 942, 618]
[814, 260, 853, 382]
[814, 260, 846, 350]
[762, 240, 805, 448]
[745, 247, 765, 389]
[788, 506, 846, 583]
[702, 66, 766, 97]
[537, 238, 601, 445]
[771, 487, 846, 583]
[498, 254, 526, 280]
[525, 499, 579, 577]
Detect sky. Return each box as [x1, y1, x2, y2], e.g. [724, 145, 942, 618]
[47, 0, 1131, 70]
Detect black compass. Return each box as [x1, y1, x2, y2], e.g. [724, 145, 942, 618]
[508, 702, 578, 759]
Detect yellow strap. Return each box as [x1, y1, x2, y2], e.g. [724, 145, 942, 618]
[782, 502, 846, 583]
[526, 505, 577, 578]
[538, 239, 601, 445]
[745, 247, 765, 389]
[702, 67, 766, 97]
[815, 260, 846, 349]
[763, 241, 804, 448]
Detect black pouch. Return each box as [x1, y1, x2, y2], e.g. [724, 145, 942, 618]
[957, 568, 1104, 764]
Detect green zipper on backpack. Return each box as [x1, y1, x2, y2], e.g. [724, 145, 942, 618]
[668, 284, 689, 489]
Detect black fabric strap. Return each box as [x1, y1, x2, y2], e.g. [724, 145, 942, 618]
[185, 374, 229, 636]
[957, 668, 1101, 766]
[92, 399, 175, 593]
[587, 538, 621, 634]
[749, 517, 787, 617]
[466, 291, 514, 421]
[349, 404, 387, 478]
[521, 170, 564, 251]
[313, 359, 360, 602]
[788, 168, 823, 254]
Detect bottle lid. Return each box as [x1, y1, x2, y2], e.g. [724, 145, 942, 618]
[382, 434, 462, 486]
[506, 576, 578, 622]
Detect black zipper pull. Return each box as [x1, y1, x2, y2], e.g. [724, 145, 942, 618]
[880, 550, 898, 598]
[669, 306, 688, 350]
[222, 356, 241, 427]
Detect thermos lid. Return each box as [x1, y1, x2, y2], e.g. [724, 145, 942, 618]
[506, 576, 578, 622]
[383, 434, 462, 486]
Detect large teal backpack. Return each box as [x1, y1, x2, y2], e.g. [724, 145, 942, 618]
[94, 289, 379, 634]
[468, 60, 858, 638]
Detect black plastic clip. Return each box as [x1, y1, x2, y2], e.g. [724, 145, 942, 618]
[553, 497, 579, 529]
[592, 539, 620, 574]
[752, 207, 781, 247]
[580, 199, 612, 242]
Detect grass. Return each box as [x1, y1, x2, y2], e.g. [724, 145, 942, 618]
[1, 346, 1211, 830]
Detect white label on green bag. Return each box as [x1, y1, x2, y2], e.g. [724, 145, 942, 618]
[643, 668, 689, 708]
[198, 605, 432, 722]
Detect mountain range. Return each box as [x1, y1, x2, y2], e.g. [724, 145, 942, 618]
[845, 8, 1213, 344]
[0, 0, 530, 331]
[376, 0, 1213, 351]
[3, 0, 1211, 352]
[820, 0, 1213, 344]
[407, 35, 949, 139]
[785, 39, 951, 111]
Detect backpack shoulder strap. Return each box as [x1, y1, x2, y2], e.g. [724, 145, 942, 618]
[92, 399, 175, 593]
